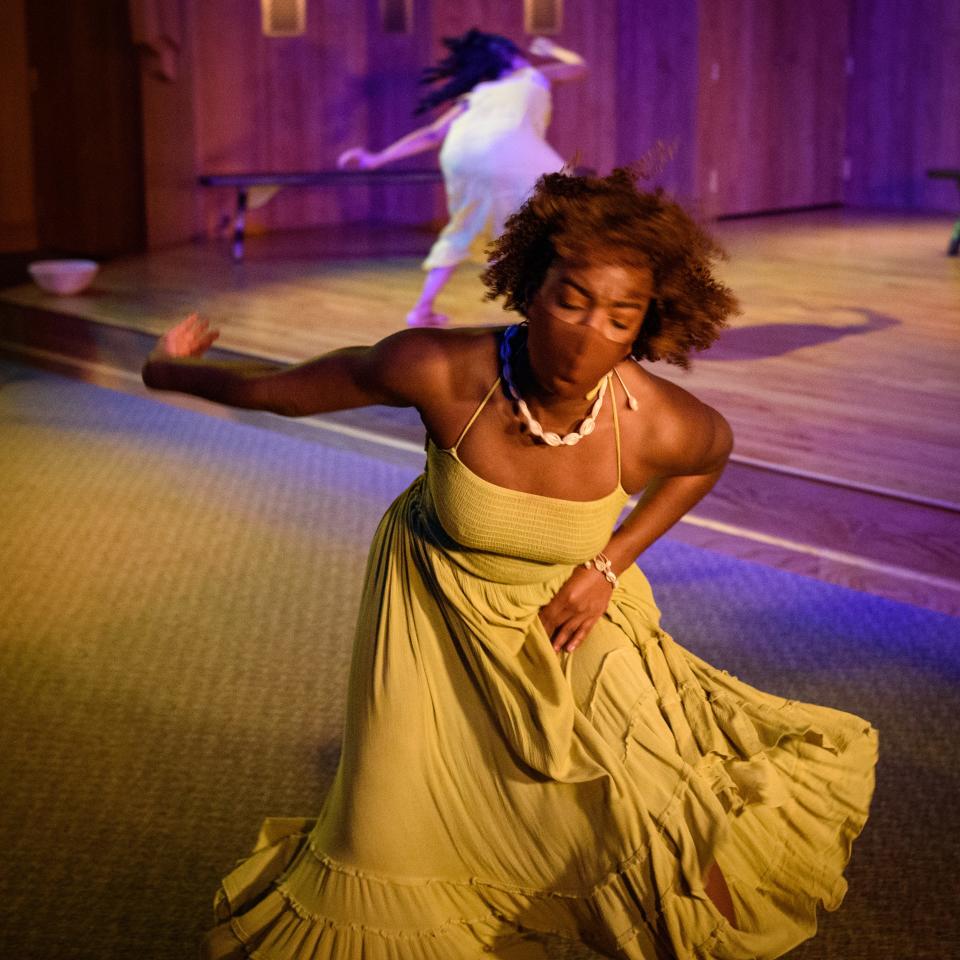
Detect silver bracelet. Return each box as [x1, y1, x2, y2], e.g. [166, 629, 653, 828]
[583, 552, 619, 589]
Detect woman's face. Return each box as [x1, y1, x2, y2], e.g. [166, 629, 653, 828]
[525, 258, 654, 398]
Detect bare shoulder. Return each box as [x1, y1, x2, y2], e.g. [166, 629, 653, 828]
[366, 325, 501, 408]
[616, 361, 733, 476]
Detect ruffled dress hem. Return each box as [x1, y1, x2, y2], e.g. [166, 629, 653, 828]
[203, 704, 876, 960]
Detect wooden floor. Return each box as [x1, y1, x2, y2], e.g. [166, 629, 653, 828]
[2, 209, 959, 613]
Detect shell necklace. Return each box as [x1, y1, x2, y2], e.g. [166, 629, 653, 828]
[499, 323, 607, 447]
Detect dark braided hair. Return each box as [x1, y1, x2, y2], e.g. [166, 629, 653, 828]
[482, 168, 740, 367]
[415, 28, 520, 115]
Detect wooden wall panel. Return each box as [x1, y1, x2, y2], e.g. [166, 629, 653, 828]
[193, 0, 371, 233]
[615, 0, 699, 201]
[0, 0, 37, 252]
[157, 0, 960, 240]
[430, 0, 526, 58]
[545, 0, 619, 176]
[25, 0, 146, 255]
[697, 0, 849, 217]
[363, 0, 441, 225]
[134, 0, 202, 248]
[845, 0, 960, 210]
[267, 0, 373, 226]
[189, 0, 623, 235]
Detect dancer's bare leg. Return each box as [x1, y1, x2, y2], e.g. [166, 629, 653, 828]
[406, 265, 456, 327]
[704, 861, 736, 925]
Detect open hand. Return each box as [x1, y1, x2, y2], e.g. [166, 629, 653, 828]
[151, 313, 219, 360]
[538, 564, 613, 653]
[528, 36, 557, 58]
[337, 147, 377, 171]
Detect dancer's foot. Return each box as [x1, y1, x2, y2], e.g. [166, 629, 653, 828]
[405, 307, 449, 328]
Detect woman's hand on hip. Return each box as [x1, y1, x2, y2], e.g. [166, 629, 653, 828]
[538, 565, 613, 654]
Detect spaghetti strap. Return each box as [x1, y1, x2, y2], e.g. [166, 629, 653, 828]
[451, 377, 501, 453]
[610, 374, 623, 486]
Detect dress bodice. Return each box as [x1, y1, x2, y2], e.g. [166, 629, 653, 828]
[440, 67, 555, 177]
[460, 66, 552, 138]
[421, 375, 630, 565]
[424, 442, 629, 565]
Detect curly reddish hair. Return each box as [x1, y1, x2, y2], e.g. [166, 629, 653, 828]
[482, 168, 739, 367]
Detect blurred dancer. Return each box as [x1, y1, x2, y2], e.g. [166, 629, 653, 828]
[339, 28, 585, 327]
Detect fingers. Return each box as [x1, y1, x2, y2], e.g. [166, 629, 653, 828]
[337, 148, 364, 170]
[160, 313, 220, 357]
[184, 314, 219, 340]
[529, 37, 553, 56]
[563, 622, 591, 653]
[543, 588, 606, 651]
[540, 566, 613, 653]
[549, 616, 594, 654]
[173, 312, 202, 338]
[191, 314, 218, 337]
[539, 608, 568, 651]
[551, 629, 570, 653]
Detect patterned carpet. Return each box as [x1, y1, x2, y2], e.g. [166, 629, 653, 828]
[1, 360, 958, 960]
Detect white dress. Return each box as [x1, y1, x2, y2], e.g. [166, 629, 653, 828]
[423, 67, 565, 270]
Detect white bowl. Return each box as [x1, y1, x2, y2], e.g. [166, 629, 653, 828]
[28, 259, 99, 296]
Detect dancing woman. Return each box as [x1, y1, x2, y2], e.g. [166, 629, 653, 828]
[144, 169, 877, 959]
[338, 28, 585, 328]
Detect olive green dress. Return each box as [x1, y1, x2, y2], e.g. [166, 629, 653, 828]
[203, 378, 877, 960]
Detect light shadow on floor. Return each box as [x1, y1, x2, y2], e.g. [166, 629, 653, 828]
[701, 308, 898, 361]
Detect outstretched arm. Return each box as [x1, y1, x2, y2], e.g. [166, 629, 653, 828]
[527, 37, 587, 83]
[142, 314, 450, 416]
[337, 102, 467, 170]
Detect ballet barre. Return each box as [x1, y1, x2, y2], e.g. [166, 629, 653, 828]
[198, 169, 444, 261]
[927, 168, 960, 256]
